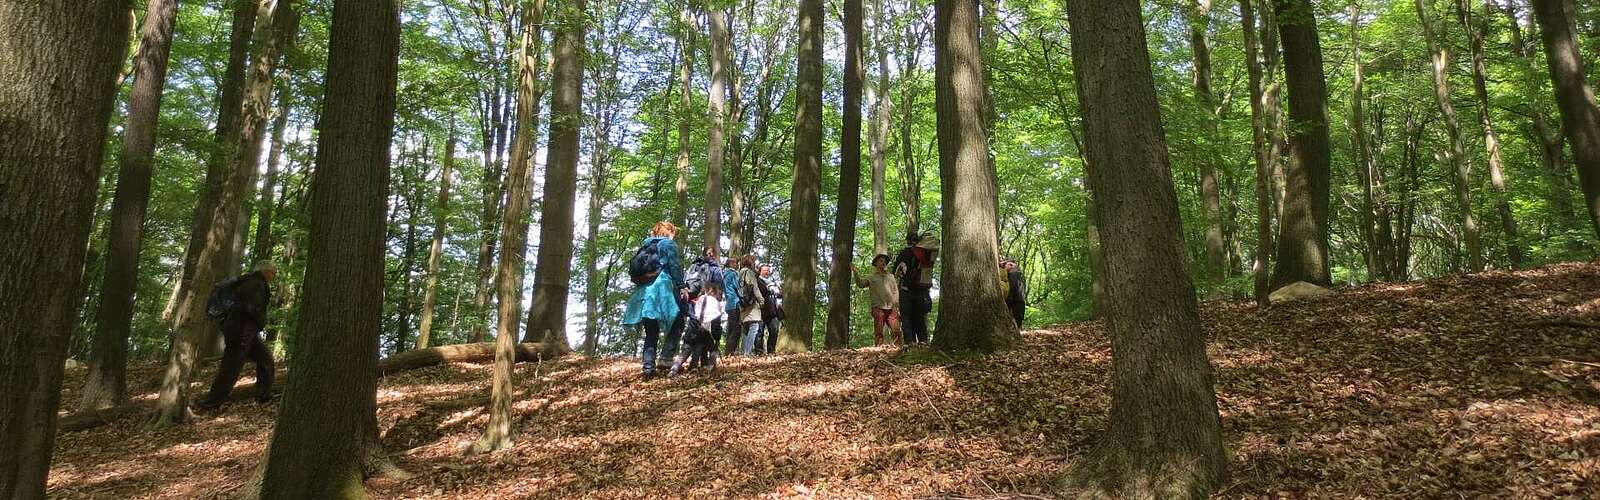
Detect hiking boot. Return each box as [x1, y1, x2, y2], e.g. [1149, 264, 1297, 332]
[641, 369, 657, 381]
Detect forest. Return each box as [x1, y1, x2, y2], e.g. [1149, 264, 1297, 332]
[2, 0, 1599, 497]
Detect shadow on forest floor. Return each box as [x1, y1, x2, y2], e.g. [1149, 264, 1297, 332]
[48, 262, 1600, 498]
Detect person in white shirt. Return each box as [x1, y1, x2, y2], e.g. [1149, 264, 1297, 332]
[671, 280, 725, 377]
[854, 254, 901, 346]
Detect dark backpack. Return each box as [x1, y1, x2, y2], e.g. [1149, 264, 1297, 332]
[628, 240, 663, 285]
[205, 276, 244, 320]
[757, 276, 778, 318]
[685, 259, 718, 298]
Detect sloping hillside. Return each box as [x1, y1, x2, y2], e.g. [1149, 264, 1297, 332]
[49, 263, 1600, 498]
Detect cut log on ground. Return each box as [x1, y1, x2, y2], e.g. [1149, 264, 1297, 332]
[58, 342, 550, 433]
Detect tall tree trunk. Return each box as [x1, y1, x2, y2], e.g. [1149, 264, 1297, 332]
[168, 0, 258, 326]
[1349, 0, 1381, 280]
[151, 0, 296, 427]
[1064, 0, 1226, 494]
[779, 0, 825, 353]
[871, 0, 892, 258]
[417, 129, 456, 350]
[1242, 0, 1273, 305]
[674, 4, 694, 233]
[0, 2, 129, 496]
[1531, 0, 1600, 241]
[395, 175, 421, 351]
[1459, 0, 1523, 266]
[251, 86, 291, 264]
[470, 80, 509, 344]
[705, 5, 729, 250]
[524, 0, 584, 356]
[1502, 0, 1576, 228]
[258, 1, 398, 495]
[825, 0, 866, 350]
[931, 0, 1019, 353]
[1270, 0, 1333, 288]
[477, 0, 546, 453]
[1263, 0, 1287, 228]
[728, 6, 748, 259]
[83, 0, 181, 411]
[1415, 0, 1484, 271]
[901, 21, 925, 234]
[1186, 0, 1226, 292]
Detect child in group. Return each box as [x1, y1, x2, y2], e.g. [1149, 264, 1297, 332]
[671, 280, 725, 377]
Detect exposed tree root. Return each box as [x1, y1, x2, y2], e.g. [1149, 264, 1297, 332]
[1059, 442, 1225, 500]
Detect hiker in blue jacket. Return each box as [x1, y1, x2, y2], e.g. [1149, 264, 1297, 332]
[623, 221, 688, 380]
[722, 257, 741, 354]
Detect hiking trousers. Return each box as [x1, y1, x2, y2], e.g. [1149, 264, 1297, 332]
[202, 320, 274, 406]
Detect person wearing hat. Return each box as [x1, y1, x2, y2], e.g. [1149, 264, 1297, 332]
[197, 260, 278, 410]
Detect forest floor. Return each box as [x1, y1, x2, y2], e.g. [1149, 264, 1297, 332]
[49, 262, 1600, 499]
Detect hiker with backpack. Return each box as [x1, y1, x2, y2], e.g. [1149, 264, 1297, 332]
[1002, 258, 1027, 328]
[894, 232, 938, 344]
[623, 221, 689, 380]
[196, 260, 278, 410]
[671, 279, 724, 377]
[854, 254, 901, 347]
[722, 257, 741, 355]
[736, 255, 767, 355]
[757, 264, 782, 354]
[681, 247, 721, 364]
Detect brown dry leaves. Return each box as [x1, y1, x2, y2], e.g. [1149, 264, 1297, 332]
[49, 263, 1600, 498]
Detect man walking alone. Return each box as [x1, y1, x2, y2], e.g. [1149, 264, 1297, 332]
[197, 260, 278, 410]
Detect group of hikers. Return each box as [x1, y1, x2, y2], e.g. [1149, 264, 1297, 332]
[194, 220, 1031, 408]
[621, 220, 1027, 380]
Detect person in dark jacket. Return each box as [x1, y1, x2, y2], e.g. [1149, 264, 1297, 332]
[1002, 258, 1026, 328]
[197, 260, 278, 410]
[893, 233, 935, 344]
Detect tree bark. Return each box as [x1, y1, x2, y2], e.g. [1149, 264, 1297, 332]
[705, 5, 730, 250]
[931, 0, 1019, 353]
[1502, 0, 1576, 228]
[151, 0, 296, 427]
[1269, 0, 1333, 288]
[251, 86, 292, 264]
[1242, 0, 1273, 305]
[1349, 0, 1389, 280]
[478, 0, 546, 453]
[1531, 0, 1600, 240]
[871, 0, 892, 258]
[1064, 1, 1227, 494]
[83, 0, 181, 412]
[825, 0, 866, 350]
[168, 0, 257, 327]
[779, 0, 826, 353]
[0, 2, 129, 496]
[1458, 0, 1523, 267]
[417, 129, 457, 349]
[524, 0, 584, 357]
[257, 2, 398, 495]
[395, 159, 422, 351]
[1415, 0, 1484, 272]
[901, 20, 926, 234]
[674, 3, 694, 233]
[1186, 0, 1227, 292]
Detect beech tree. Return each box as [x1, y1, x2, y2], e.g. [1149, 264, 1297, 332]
[825, 0, 865, 350]
[1269, 0, 1332, 288]
[478, 0, 546, 453]
[525, 0, 586, 356]
[930, 0, 1018, 353]
[83, 0, 182, 411]
[1414, 0, 1484, 272]
[1530, 0, 1600, 240]
[0, 3, 130, 496]
[258, 0, 400, 494]
[1064, 0, 1226, 494]
[778, 0, 824, 353]
[416, 130, 457, 349]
